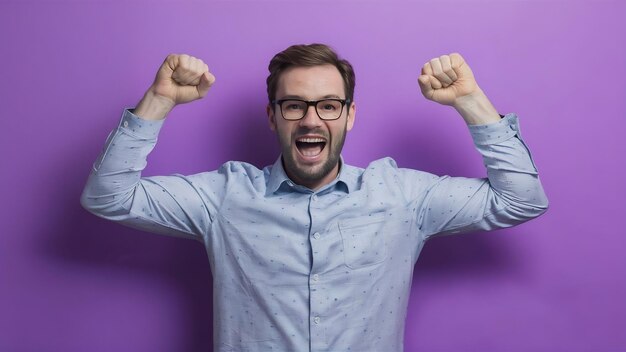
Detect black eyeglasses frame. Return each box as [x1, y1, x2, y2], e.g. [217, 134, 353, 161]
[271, 98, 352, 121]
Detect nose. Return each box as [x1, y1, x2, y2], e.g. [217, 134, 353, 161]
[298, 104, 323, 129]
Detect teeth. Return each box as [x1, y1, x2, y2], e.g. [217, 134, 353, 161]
[297, 137, 326, 143]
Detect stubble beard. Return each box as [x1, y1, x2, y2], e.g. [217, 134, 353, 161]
[280, 127, 347, 188]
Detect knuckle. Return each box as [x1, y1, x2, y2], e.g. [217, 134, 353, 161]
[179, 54, 190, 65]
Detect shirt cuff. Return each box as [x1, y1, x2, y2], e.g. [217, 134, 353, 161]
[468, 113, 521, 146]
[118, 107, 165, 140]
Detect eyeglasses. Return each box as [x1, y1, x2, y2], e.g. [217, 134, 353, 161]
[272, 98, 351, 121]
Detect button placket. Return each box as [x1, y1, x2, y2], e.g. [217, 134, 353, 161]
[308, 192, 328, 349]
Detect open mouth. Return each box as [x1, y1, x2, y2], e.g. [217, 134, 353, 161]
[295, 137, 327, 157]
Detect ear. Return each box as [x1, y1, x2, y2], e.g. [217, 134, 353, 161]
[267, 104, 277, 132]
[346, 101, 356, 132]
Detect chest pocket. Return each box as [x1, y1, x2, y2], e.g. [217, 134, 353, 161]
[339, 213, 387, 269]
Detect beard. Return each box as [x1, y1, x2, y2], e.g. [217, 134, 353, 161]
[279, 125, 347, 188]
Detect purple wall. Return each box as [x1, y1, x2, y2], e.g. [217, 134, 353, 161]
[1, 1, 624, 351]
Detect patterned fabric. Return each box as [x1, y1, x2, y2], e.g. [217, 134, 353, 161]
[81, 109, 548, 351]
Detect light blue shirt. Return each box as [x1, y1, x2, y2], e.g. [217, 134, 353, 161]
[81, 109, 548, 352]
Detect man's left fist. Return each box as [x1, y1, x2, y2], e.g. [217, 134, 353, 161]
[418, 53, 479, 106]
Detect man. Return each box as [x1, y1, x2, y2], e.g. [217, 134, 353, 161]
[81, 44, 548, 351]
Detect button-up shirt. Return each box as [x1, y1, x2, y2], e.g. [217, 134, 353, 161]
[81, 109, 548, 352]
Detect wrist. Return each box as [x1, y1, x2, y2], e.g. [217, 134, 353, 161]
[453, 89, 501, 125]
[133, 89, 176, 121]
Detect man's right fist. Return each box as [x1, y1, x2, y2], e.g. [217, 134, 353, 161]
[134, 54, 215, 120]
[151, 54, 215, 105]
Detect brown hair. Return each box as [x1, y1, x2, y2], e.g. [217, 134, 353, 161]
[266, 43, 356, 106]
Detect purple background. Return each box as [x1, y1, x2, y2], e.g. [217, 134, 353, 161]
[1, 0, 625, 351]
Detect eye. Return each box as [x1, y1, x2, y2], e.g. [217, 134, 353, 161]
[320, 100, 340, 111]
[284, 101, 305, 110]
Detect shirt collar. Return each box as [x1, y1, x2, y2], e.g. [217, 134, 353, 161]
[266, 155, 356, 195]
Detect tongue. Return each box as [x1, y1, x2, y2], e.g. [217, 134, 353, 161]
[298, 142, 324, 157]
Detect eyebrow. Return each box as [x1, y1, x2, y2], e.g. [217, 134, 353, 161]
[279, 94, 343, 100]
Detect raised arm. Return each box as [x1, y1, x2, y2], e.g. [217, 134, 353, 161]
[413, 53, 548, 238]
[80, 54, 222, 240]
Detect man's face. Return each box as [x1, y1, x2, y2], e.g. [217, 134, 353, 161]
[267, 64, 356, 190]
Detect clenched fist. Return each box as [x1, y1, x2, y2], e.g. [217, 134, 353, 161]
[418, 53, 478, 106]
[151, 54, 215, 105]
[418, 53, 501, 125]
[134, 54, 215, 120]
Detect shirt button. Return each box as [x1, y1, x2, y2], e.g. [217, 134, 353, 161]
[314, 316, 321, 324]
[312, 194, 318, 201]
[312, 274, 320, 281]
[313, 232, 321, 239]
[123, 120, 129, 128]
